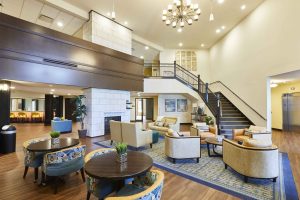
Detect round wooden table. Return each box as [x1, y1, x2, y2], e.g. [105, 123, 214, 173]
[205, 137, 223, 157]
[85, 151, 153, 180]
[27, 138, 80, 152]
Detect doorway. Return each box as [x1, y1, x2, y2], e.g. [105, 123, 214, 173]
[282, 93, 300, 132]
[135, 98, 154, 122]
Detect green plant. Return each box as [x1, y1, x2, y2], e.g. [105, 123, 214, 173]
[72, 95, 87, 130]
[205, 116, 214, 125]
[115, 143, 127, 155]
[50, 131, 60, 138]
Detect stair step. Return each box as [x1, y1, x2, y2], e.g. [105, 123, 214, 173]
[220, 117, 247, 121]
[222, 114, 243, 117]
[220, 125, 250, 129]
[220, 121, 250, 125]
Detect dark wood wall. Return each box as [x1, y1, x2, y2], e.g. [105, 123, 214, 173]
[0, 13, 144, 91]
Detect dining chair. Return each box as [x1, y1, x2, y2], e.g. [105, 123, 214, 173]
[42, 145, 86, 194]
[84, 148, 118, 200]
[105, 170, 164, 200]
[23, 137, 49, 182]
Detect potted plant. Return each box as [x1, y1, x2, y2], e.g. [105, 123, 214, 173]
[72, 95, 87, 138]
[205, 116, 214, 126]
[50, 131, 60, 144]
[115, 142, 128, 163]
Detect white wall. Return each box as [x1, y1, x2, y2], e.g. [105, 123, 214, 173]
[159, 49, 211, 82]
[209, 0, 300, 130]
[158, 94, 192, 123]
[83, 11, 132, 55]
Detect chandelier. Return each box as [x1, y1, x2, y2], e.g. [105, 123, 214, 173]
[162, 0, 201, 29]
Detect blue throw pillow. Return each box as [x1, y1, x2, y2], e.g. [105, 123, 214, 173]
[53, 117, 61, 121]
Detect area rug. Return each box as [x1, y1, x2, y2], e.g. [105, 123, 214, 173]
[94, 138, 298, 200]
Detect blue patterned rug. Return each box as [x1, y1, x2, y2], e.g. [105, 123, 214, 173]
[94, 138, 298, 200]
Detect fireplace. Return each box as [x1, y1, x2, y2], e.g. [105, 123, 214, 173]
[104, 116, 121, 134]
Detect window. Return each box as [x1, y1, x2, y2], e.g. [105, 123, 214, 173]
[175, 51, 197, 71]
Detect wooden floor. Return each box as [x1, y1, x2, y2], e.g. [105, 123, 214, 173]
[0, 123, 299, 200]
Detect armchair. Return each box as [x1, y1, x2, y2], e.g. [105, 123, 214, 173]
[23, 137, 48, 182]
[232, 125, 271, 143]
[110, 120, 122, 145]
[42, 145, 86, 194]
[121, 122, 153, 149]
[223, 139, 279, 182]
[106, 170, 164, 200]
[85, 148, 117, 200]
[51, 119, 72, 133]
[165, 131, 201, 163]
[190, 124, 217, 144]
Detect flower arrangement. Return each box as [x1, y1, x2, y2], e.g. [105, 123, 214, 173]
[115, 143, 128, 163]
[50, 131, 60, 144]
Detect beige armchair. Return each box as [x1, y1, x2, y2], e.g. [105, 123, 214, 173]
[190, 125, 217, 144]
[121, 122, 153, 149]
[233, 125, 272, 143]
[110, 120, 122, 145]
[223, 139, 279, 183]
[165, 131, 201, 163]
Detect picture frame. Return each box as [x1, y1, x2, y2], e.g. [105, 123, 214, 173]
[177, 99, 188, 112]
[165, 99, 176, 112]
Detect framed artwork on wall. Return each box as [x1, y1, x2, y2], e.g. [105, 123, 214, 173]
[165, 99, 176, 112]
[177, 99, 188, 112]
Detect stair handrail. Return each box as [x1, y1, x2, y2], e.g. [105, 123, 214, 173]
[209, 81, 266, 121]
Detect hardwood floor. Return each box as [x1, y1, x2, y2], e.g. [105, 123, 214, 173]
[0, 123, 298, 200]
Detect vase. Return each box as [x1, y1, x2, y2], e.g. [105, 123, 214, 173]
[51, 137, 60, 144]
[116, 153, 127, 163]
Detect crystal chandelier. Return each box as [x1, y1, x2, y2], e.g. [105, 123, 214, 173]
[162, 0, 201, 29]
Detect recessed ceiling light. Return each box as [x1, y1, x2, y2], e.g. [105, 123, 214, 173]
[216, 29, 221, 33]
[124, 21, 128, 25]
[50, 89, 55, 92]
[57, 21, 63, 27]
[241, 4, 246, 10]
[10, 86, 15, 89]
[179, 42, 183, 47]
[217, 0, 225, 4]
[67, 93, 71, 96]
[221, 26, 226, 30]
[107, 12, 111, 16]
[140, 56, 144, 59]
[177, 28, 182, 33]
[201, 43, 205, 47]
[145, 46, 149, 50]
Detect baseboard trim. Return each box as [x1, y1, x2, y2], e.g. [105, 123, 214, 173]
[272, 128, 282, 131]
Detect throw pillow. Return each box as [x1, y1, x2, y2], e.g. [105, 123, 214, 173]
[156, 122, 164, 127]
[163, 122, 169, 127]
[133, 171, 157, 188]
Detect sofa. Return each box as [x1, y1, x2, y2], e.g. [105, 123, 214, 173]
[233, 125, 271, 143]
[165, 129, 201, 163]
[190, 123, 217, 144]
[110, 121, 153, 149]
[148, 116, 179, 135]
[223, 139, 279, 182]
[51, 117, 72, 133]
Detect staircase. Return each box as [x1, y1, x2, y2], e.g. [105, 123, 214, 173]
[144, 62, 262, 137]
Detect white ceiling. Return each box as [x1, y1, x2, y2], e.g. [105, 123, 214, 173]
[63, 0, 265, 49]
[132, 40, 160, 62]
[0, 0, 86, 35]
[10, 80, 83, 96]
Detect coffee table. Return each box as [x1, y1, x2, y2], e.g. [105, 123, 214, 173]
[205, 137, 223, 157]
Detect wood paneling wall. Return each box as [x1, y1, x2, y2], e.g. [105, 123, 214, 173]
[0, 13, 144, 91]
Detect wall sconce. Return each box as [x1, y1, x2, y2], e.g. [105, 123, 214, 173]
[0, 84, 9, 91]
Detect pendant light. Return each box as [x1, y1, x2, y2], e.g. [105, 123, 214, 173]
[112, 0, 116, 20]
[209, 0, 214, 22]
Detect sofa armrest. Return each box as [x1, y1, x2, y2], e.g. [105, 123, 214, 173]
[169, 123, 179, 132]
[148, 122, 155, 128]
[209, 126, 217, 135]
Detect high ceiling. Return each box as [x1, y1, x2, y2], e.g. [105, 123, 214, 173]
[63, 0, 264, 49]
[0, 0, 86, 35]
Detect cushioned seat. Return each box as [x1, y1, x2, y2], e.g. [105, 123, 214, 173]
[190, 126, 217, 144]
[234, 135, 250, 143]
[45, 158, 84, 176]
[27, 152, 45, 168]
[243, 139, 272, 148]
[198, 132, 215, 139]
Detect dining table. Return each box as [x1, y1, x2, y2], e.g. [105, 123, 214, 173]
[85, 151, 153, 189]
[26, 137, 80, 152]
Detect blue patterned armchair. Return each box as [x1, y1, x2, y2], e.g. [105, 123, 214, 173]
[106, 170, 164, 200]
[85, 148, 117, 200]
[42, 145, 86, 194]
[23, 137, 49, 182]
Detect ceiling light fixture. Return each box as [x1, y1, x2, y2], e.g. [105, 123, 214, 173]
[10, 86, 15, 89]
[241, 4, 246, 10]
[177, 28, 182, 32]
[67, 93, 71, 96]
[216, 29, 221, 33]
[111, 0, 116, 20]
[221, 25, 226, 29]
[140, 56, 144, 59]
[209, 0, 214, 22]
[50, 89, 55, 92]
[270, 83, 278, 88]
[57, 21, 63, 27]
[217, 0, 224, 4]
[145, 46, 149, 50]
[179, 42, 183, 47]
[124, 21, 128, 25]
[201, 43, 205, 47]
[107, 12, 111, 16]
[162, 0, 201, 30]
